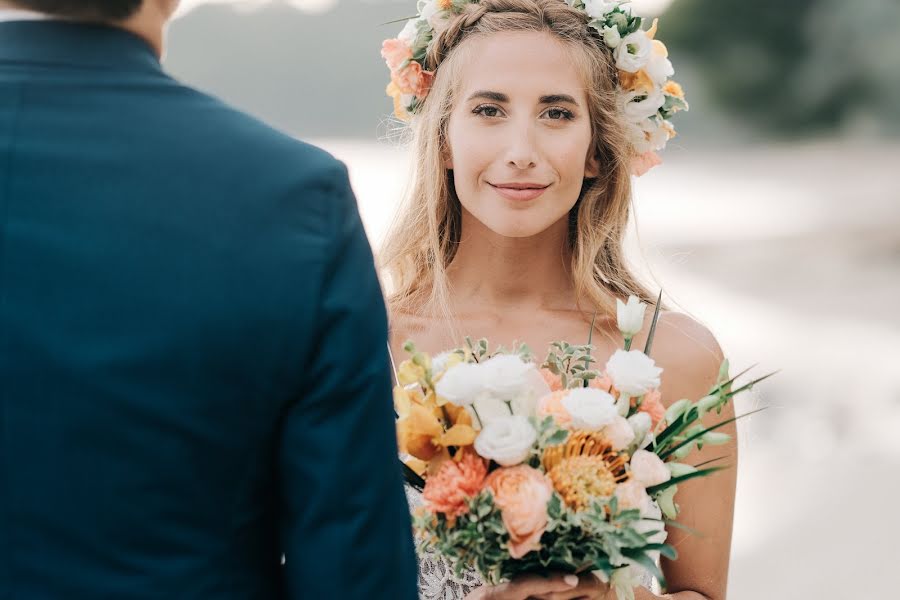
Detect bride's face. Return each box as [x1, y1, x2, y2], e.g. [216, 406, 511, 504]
[445, 31, 598, 239]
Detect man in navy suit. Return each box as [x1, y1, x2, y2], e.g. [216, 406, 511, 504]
[0, 1, 418, 598]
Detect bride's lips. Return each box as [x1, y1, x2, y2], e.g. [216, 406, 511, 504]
[489, 182, 551, 202]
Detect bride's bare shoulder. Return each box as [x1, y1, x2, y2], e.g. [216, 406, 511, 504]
[640, 311, 725, 402]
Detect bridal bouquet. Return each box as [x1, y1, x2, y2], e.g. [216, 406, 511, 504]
[395, 297, 769, 599]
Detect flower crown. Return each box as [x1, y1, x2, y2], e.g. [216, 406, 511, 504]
[381, 0, 689, 175]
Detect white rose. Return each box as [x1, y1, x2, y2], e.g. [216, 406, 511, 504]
[583, 0, 625, 20]
[622, 88, 666, 122]
[473, 415, 537, 466]
[397, 19, 419, 45]
[616, 295, 647, 337]
[435, 362, 485, 406]
[603, 25, 622, 49]
[625, 121, 652, 154]
[561, 388, 618, 430]
[630, 449, 671, 487]
[419, 0, 452, 35]
[615, 31, 652, 73]
[602, 416, 635, 451]
[605, 349, 663, 397]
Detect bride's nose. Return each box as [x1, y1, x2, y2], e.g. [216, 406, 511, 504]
[504, 122, 538, 170]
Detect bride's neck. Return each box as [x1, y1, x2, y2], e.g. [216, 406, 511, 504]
[447, 210, 576, 311]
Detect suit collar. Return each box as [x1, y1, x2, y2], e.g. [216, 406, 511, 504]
[0, 20, 161, 72]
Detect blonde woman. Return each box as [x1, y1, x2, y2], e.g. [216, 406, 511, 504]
[380, 1, 737, 599]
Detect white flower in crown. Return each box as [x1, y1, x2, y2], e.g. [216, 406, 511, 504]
[397, 18, 419, 45]
[419, 0, 454, 35]
[582, 0, 629, 20]
[615, 30, 653, 73]
[605, 349, 663, 397]
[621, 88, 666, 122]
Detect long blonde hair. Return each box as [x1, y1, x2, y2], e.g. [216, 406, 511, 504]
[380, 0, 660, 332]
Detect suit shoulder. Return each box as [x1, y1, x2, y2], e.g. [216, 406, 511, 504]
[167, 83, 345, 183]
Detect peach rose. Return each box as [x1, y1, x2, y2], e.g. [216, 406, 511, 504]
[392, 61, 434, 97]
[638, 388, 666, 428]
[540, 368, 564, 392]
[536, 391, 572, 428]
[485, 465, 553, 559]
[423, 448, 488, 520]
[381, 38, 412, 72]
[590, 372, 615, 392]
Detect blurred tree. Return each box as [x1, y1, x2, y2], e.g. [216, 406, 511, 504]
[662, 0, 900, 136]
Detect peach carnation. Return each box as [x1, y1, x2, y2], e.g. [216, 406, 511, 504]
[631, 151, 663, 177]
[590, 372, 615, 392]
[422, 448, 488, 520]
[485, 465, 553, 559]
[638, 388, 666, 429]
[381, 38, 412, 72]
[392, 61, 434, 98]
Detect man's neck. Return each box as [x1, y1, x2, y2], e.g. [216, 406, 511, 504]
[0, 1, 170, 58]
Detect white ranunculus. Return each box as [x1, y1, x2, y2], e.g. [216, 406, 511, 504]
[560, 388, 618, 430]
[583, 0, 625, 20]
[603, 25, 622, 48]
[630, 449, 671, 487]
[602, 416, 636, 451]
[397, 18, 419, 45]
[470, 396, 514, 429]
[622, 88, 666, 122]
[430, 351, 453, 375]
[481, 354, 549, 405]
[615, 31, 652, 73]
[627, 412, 652, 449]
[435, 362, 485, 406]
[473, 415, 537, 466]
[605, 349, 663, 397]
[616, 295, 647, 337]
[645, 51, 674, 86]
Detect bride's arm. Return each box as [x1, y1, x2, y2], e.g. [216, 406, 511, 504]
[634, 313, 739, 600]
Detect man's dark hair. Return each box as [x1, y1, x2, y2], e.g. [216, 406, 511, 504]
[13, 0, 143, 20]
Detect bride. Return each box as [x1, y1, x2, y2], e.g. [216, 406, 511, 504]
[380, 0, 737, 598]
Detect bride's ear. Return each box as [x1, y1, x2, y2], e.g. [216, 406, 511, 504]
[584, 152, 600, 178]
[442, 145, 454, 170]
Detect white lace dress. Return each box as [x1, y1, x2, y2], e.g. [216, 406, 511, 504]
[405, 486, 658, 599]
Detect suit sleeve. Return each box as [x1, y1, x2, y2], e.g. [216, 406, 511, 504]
[278, 161, 418, 599]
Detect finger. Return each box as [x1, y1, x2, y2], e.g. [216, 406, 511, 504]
[534, 574, 608, 600]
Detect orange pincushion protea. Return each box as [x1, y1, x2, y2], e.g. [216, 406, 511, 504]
[543, 431, 630, 511]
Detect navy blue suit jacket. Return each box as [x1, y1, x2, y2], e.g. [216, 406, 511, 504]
[0, 21, 417, 599]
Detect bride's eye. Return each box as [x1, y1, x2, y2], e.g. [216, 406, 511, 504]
[472, 104, 503, 118]
[544, 107, 575, 121]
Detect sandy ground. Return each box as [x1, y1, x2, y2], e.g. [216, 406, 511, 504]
[316, 137, 900, 600]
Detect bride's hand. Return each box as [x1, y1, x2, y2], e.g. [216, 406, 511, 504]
[532, 573, 614, 600]
[464, 573, 577, 600]
[464, 573, 610, 600]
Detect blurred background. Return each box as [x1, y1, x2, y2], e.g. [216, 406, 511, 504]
[166, 1, 899, 598]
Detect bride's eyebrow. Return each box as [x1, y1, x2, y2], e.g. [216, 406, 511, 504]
[467, 90, 508, 103]
[539, 94, 579, 106]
